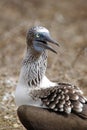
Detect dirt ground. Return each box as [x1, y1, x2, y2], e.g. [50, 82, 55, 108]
[0, 0, 87, 130]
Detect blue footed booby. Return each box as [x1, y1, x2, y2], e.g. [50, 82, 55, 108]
[15, 26, 87, 130]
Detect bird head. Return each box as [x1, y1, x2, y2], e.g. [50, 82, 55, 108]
[26, 26, 59, 54]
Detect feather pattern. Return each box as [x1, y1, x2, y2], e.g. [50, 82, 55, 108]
[22, 49, 47, 87]
[31, 82, 87, 118]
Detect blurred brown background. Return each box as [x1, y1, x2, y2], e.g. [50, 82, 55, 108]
[0, 0, 87, 130]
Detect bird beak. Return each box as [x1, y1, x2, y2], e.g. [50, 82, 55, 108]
[43, 34, 59, 54]
[34, 33, 59, 54]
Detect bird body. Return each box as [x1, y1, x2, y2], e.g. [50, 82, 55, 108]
[15, 26, 87, 120]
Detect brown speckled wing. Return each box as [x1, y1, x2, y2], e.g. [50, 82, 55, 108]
[33, 83, 87, 119]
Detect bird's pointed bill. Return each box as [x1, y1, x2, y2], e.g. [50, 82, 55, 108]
[40, 42, 57, 54]
[44, 35, 59, 53]
[45, 34, 59, 47]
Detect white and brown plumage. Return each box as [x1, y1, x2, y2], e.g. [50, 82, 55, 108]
[15, 26, 87, 130]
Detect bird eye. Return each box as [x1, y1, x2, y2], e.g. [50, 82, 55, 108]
[36, 34, 40, 38]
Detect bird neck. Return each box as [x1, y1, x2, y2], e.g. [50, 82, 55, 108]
[20, 48, 48, 87]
